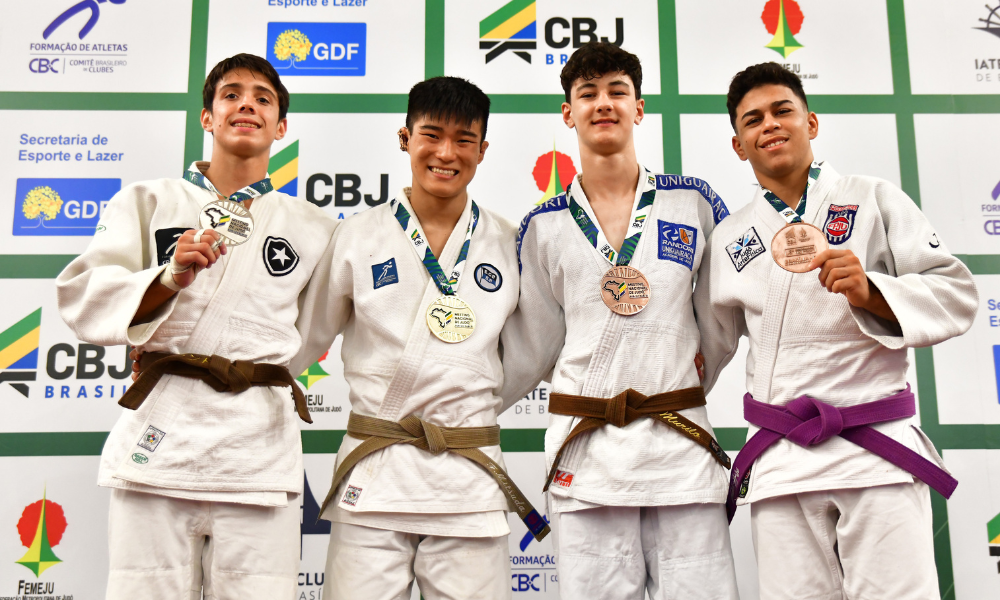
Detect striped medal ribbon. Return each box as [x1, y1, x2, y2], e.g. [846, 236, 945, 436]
[184, 166, 272, 247]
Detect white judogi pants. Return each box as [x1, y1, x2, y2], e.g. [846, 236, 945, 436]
[322, 521, 511, 600]
[551, 504, 739, 600]
[751, 481, 940, 600]
[106, 489, 299, 600]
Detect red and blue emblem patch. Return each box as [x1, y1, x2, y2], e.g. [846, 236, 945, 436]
[823, 204, 859, 245]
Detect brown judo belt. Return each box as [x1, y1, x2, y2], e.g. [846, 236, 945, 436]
[121, 352, 312, 424]
[321, 411, 551, 542]
[545, 386, 731, 491]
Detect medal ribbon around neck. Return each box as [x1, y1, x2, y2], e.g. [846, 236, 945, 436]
[391, 196, 480, 296]
[762, 161, 822, 224]
[567, 170, 655, 267]
[184, 167, 273, 203]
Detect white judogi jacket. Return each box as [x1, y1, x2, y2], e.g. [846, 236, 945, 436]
[693, 162, 978, 505]
[56, 163, 338, 506]
[500, 168, 732, 513]
[316, 190, 520, 537]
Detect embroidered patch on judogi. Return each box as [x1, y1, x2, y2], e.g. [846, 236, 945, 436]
[658, 220, 698, 270]
[372, 258, 399, 289]
[137, 425, 166, 452]
[823, 204, 859, 245]
[342, 485, 362, 506]
[726, 227, 765, 272]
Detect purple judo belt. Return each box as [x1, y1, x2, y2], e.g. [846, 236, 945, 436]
[726, 386, 957, 522]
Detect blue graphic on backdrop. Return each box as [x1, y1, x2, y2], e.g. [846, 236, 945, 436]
[267, 22, 366, 77]
[44, 0, 126, 40]
[13, 178, 121, 236]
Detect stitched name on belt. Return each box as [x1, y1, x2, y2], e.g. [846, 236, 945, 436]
[487, 463, 526, 512]
[659, 411, 700, 437]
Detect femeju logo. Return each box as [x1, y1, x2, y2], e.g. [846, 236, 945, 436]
[988, 510, 1000, 571]
[15, 490, 67, 577]
[269, 140, 299, 196]
[761, 0, 804, 58]
[43, 0, 125, 40]
[267, 23, 366, 76]
[0, 308, 41, 398]
[13, 178, 121, 237]
[532, 146, 577, 205]
[297, 351, 330, 390]
[480, 0, 536, 64]
[976, 3, 1000, 39]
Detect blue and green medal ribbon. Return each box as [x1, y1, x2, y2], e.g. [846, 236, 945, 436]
[762, 161, 822, 224]
[391, 194, 480, 296]
[566, 169, 656, 267]
[184, 166, 273, 203]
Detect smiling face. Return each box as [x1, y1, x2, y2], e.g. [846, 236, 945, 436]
[562, 72, 644, 156]
[731, 83, 817, 181]
[201, 68, 287, 159]
[405, 116, 488, 202]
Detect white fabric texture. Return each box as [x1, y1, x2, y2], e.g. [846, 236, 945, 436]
[751, 482, 939, 600]
[55, 162, 339, 500]
[694, 162, 978, 504]
[551, 503, 739, 600]
[322, 521, 511, 600]
[105, 488, 300, 600]
[315, 190, 521, 535]
[501, 168, 731, 511]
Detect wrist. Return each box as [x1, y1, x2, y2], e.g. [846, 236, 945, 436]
[159, 267, 183, 292]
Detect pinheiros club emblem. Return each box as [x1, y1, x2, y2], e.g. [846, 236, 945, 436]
[823, 204, 858, 245]
[16, 490, 67, 577]
[480, 0, 537, 63]
[761, 0, 804, 58]
[726, 227, 766, 272]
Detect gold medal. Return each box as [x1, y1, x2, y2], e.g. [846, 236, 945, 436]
[426, 295, 476, 343]
[770, 223, 829, 273]
[599, 266, 650, 316]
[199, 199, 255, 246]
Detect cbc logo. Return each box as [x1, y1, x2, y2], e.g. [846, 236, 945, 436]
[512, 573, 540, 592]
[29, 58, 60, 73]
[984, 220, 1000, 235]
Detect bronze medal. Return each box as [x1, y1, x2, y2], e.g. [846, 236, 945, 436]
[599, 266, 650, 316]
[770, 223, 829, 273]
[426, 295, 476, 343]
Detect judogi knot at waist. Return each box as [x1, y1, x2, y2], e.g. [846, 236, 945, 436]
[545, 386, 731, 491]
[727, 386, 957, 523]
[321, 412, 551, 542]
[121, 351, 312, 423]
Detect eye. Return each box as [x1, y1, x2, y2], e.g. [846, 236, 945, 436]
[422, 133, 439, 140]
[224, 92, 237, 99]
[777, 108, 791, 115]
[745, 117, 761, 126]
[258, 97, 270, 104]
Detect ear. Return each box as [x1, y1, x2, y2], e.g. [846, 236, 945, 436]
[634, 98, 645, 125]
[200, 108, 214, 133]
[477, 140, 489, 164]
[561, 102, 575, 129]
[274, 117, 288, 141]
[397, 127, 410, 152]
[732, 134, 748, 162]
[807, 111, 819, 141]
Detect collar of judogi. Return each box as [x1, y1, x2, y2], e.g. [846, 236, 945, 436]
[184, 161, 273, 204]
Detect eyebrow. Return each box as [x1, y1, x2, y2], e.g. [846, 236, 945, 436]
[740, 99, 794, 122]
[219, 82, 276, 97]
[417, 124, 480, 139]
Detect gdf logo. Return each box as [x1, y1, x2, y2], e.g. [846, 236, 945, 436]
[29, 58, 59, 73]
[512, 573, 540, 592]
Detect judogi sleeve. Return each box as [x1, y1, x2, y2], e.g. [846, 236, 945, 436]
[287, 223, 353, 377]
[55, 183, 179, 347]
[856, 181, 979, 349]
[693, 229, 748, 394]
[497, 213, 565, 413]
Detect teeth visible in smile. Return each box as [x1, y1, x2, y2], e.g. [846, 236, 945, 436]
[763, 139, 786, 149]
[234, 122, 260, 129]
[430, 167, 457, 175]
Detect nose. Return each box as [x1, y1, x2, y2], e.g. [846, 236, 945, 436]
[436, 137, 458, 162]
[596, 91, 613, 113]
[762, 111, 780, 133]
[238, 94, 257, 114]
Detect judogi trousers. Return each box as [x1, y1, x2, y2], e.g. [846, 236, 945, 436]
[106, 488, 299, 600]
[551, 503, 739, 600]
[323, 521, 511, 600]
[751, 481, 940, 600]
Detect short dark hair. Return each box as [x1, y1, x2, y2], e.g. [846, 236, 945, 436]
[726, 62, 808, 131]
[405, 76, 491, 141]
[560, 42, 642, 103]
[203, 53, 290, 120]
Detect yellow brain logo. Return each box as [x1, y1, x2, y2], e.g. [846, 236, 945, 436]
[22, 186, 63, 221]
[274, 29, 312, 63]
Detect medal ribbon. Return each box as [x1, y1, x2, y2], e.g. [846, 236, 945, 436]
[391, 195, 480, 296]
[567, 170, 656, 267]
[184, 167, 273, 203]
[762, 161, 822, 224]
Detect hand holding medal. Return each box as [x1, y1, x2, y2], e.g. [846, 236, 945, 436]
[765, 162, 829, 273]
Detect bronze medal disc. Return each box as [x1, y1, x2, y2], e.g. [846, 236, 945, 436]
[425, 295, 476, 343]
[770, 223, 829, 273]
[599, 266, 650, 316]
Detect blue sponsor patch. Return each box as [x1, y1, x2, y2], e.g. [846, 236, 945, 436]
[516, 193, 569, 272]
[474, 263, 502, 292]
[13, 178, 121, 236]
[657, 220, 698, 270]
[726, 227, 766, 272]
[655, 175, 729, 225]
[267, 22, 366, 77]
[372, 257, 399, 289]
[823, 203, 859, 245]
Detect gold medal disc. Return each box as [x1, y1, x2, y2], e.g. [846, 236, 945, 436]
[426, 295, 476, 343]
[770, 223, 829, 273]
[599, 266, 650, 316]
[199, 199, 255, 246]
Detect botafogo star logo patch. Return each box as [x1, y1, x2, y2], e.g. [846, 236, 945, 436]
[263, 236, 299, 277]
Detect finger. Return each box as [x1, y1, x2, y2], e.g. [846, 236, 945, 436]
[219, 239, 228, 255]
[824, 267, 856, 292]
[179, 250, 210, 270]
[131, 371, 139, 383]
[807, 250, 832, 272]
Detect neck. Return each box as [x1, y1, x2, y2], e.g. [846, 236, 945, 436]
[754, 156, 814, 210]
[578, 144, 640, 204]
[202, 147, 270, 199]
[408, 182, 467, 232]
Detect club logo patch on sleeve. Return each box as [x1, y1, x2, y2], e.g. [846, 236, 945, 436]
[372, 258, 399, 289]
[342, 485, 362, 506]
[263, 236, 299, 277]
[823, 204, 859, 245]
[474, 263, 502, 292]
[137, 425, 165, 452]
[553, 469, 574, 488]
[726, 227, 766, 272]
[154, 227, 188, 266]
[657, 220, 698, 270]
